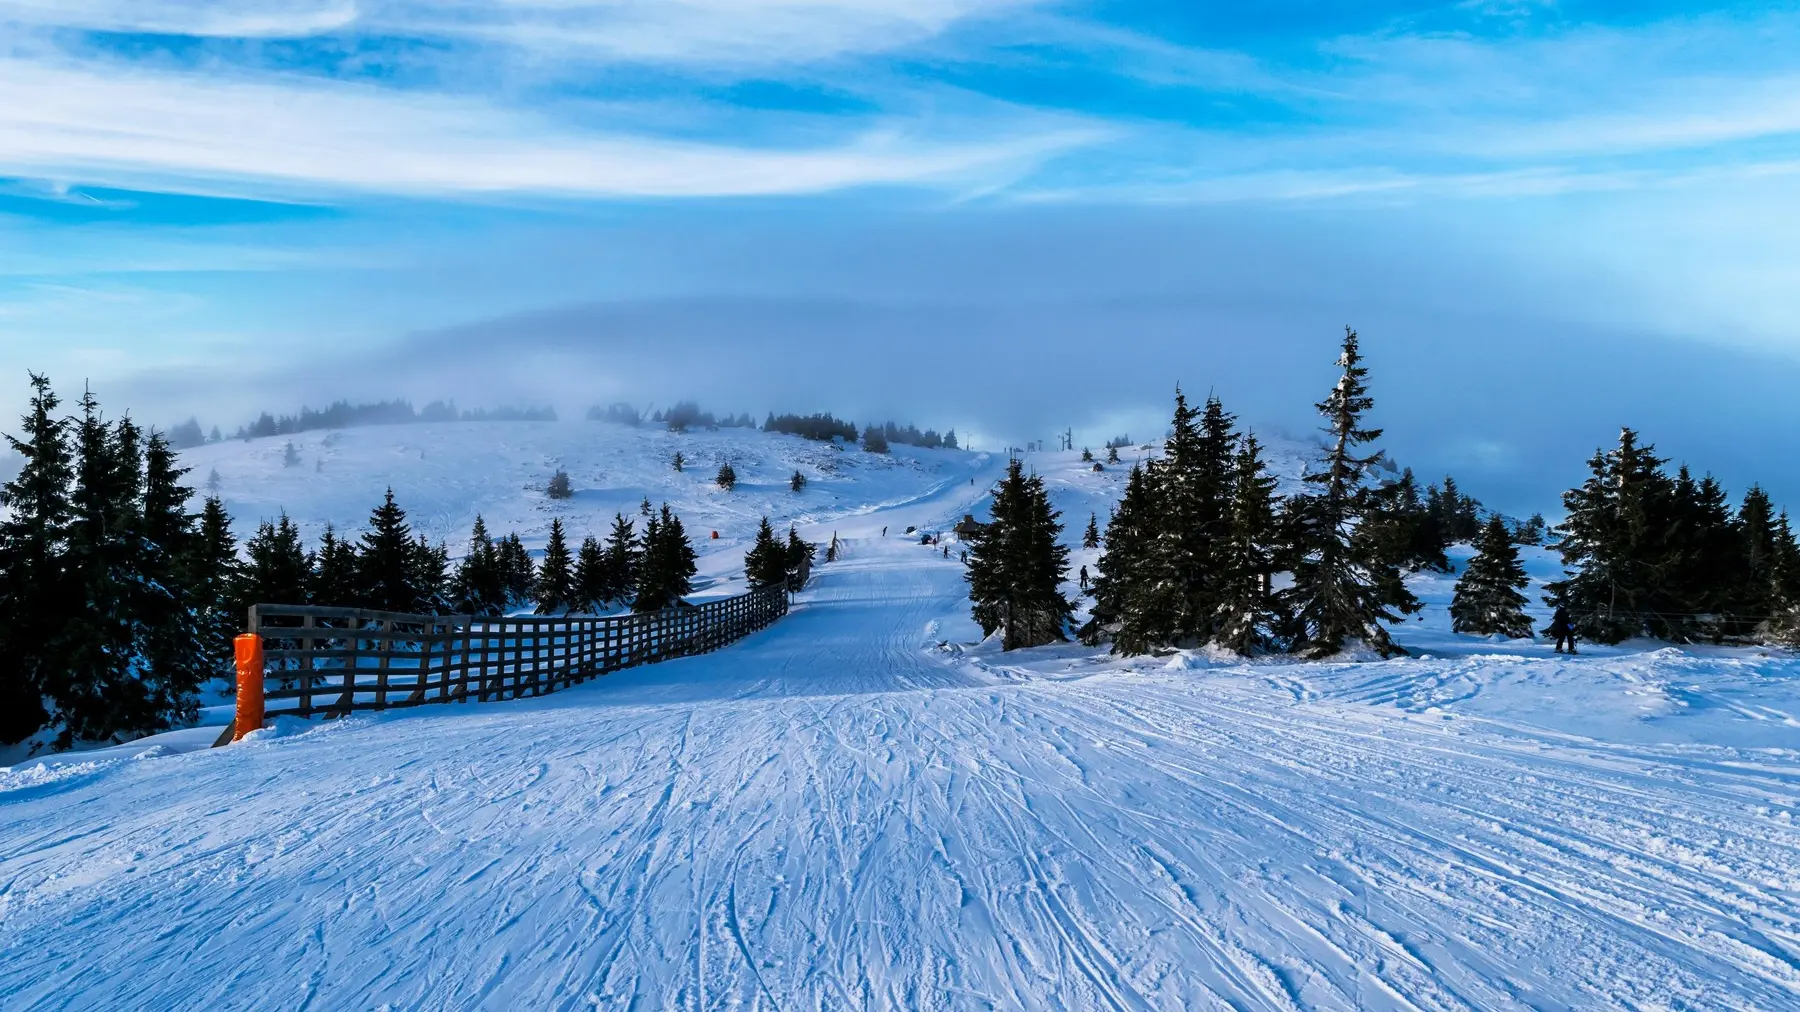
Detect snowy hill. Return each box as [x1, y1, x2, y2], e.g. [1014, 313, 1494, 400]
[2, 421, 1798, 1009]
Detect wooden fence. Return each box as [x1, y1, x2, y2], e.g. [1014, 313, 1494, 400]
[235, 587, 789, 722]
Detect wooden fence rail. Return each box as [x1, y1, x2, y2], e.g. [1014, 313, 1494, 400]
[231, 587, 789, 724]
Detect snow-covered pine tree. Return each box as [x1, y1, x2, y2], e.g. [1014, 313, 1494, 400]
[1212, 433, 1282, 654]
[535, 518, 575, 614]
[547, 468, 573, 499]
[0, 373, 74, 744]
[1106, 444, 1120, 464]
[1451, 515, 1534, 639]
[672, 451, 684, 472]
[1081, 447, 1093, 462]
[1280, 327, 1419, 658]
[790, 470, 806, 492]
[744, 517, 788, 590]
[357, 489, 422, 613]
[785, 527, 815, 591]
[1083, 513, 1100, 550]
[966, 459, 1071, 650]
[282, 440, 300, 468]
[716, 461, 737, 491]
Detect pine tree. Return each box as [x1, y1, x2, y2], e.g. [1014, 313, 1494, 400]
[966, 459, 1072, 650]
[1212, 434, 1283, 654]
[716, 461, 737, 490]
[744, 517, 788, 590]
[572, 535, 606, 611]
[244, 514, 310, 608]
[785, 527, 815, 591]
[412, 536, 451, 614]
[188, 496, 241, 681]
[791, 470, 806, 492]
[535, 518, 575, 614]
[1451, 516, 1534, 638]
[357, 488, 420, 613]
[1738, 486, 1779, 623]
[1281, 327, 1419, 658]
[0, 374, 74, 743]
[496, 532, 536, 606]
[547, 469, 573, 499]
[862, 426, 889, 453]
[58, 396, 157, 744]
[137, 430, 208, 726]
[1081, 447, 1093, 462]
[1082, 463, 1162, 652]
[450, 515, 505, 614]
[672, 451, 684, 472]
[601, 513, 639, 607]
[206, 467, 222, 493]
[1083, 513, 1100, 550]
[311, 523, 360, 608]
[640, 497, 652, 517]
[283, 440, 300, 468]
[1547, 429, 1675, 643]
[634, 504, 697, 612]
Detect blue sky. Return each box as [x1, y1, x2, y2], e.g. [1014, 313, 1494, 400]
[2, 0, 1799, 511]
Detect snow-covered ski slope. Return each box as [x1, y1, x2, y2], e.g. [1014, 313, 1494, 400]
[3, 424, 1799, 1010]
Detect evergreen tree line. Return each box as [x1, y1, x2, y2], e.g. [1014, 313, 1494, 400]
[232, 398, 555, 441]
[0, 377, 238, 747]
[1076, 328, 1431, 658]
[763, 411, 859, 443]
[1543, 428, 1800, 645]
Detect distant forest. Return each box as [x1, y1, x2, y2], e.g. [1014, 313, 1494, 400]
[164, 399, 559, 448]
[590, 402, 957, 450]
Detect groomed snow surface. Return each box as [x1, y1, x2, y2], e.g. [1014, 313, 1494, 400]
[3, 422, 1798, 1010]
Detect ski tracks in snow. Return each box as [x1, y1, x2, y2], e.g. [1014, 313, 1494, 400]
[2, 537, 1799, 1009]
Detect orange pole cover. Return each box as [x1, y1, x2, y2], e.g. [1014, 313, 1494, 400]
[233, 633, 265, 742]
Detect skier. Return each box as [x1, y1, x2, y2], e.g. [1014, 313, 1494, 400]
[1546, 605, 1578, 655]
[881, 526, 887, 538]
[1078, 565, 1089, 592]
[942, 544, 949, 558]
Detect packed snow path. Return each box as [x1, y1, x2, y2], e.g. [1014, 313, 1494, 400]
[5, 504, 1800, 1006]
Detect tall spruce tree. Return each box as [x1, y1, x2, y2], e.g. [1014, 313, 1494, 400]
[601, 513, 639, 606]
[243, 514, 310, 608]
[0, 374, 74, 743]
[188, 496, 241, 684]
[634, 504, 696, 612]
[1212, 433, 1282, 654]
[497, 533, 536, 605]
[716, 461, 737, 490]
[1547, 429, 1676, 643]
[966, 459, 1072, 649]
[572, 535, 607, 611]
[1082, 463, 1160, 652]
[450, 516, 504, 614]
[310, 524, 360, 608]
[535, 518, 575, 614]
[1738, 486, 1779, 622]
[1451, 516, 1534, 639]
[785, 527, 815, 591]
[357, 488, 420, 613]
[1083, 512, 1100, 550]
[138, 430, 208, 726]
[744, 517, 788, 590]
[1281, 327, 1419, 658]
[412, 536, 451, 614]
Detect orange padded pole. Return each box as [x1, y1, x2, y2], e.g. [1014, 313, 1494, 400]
[233, 633, 265, 742]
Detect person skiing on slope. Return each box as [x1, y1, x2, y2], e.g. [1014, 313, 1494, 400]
[1546, 605, 1577, 655]
[1079, 565, 1089, 592]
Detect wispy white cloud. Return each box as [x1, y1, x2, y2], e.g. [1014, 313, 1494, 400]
[0, 55, 1103, 199]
